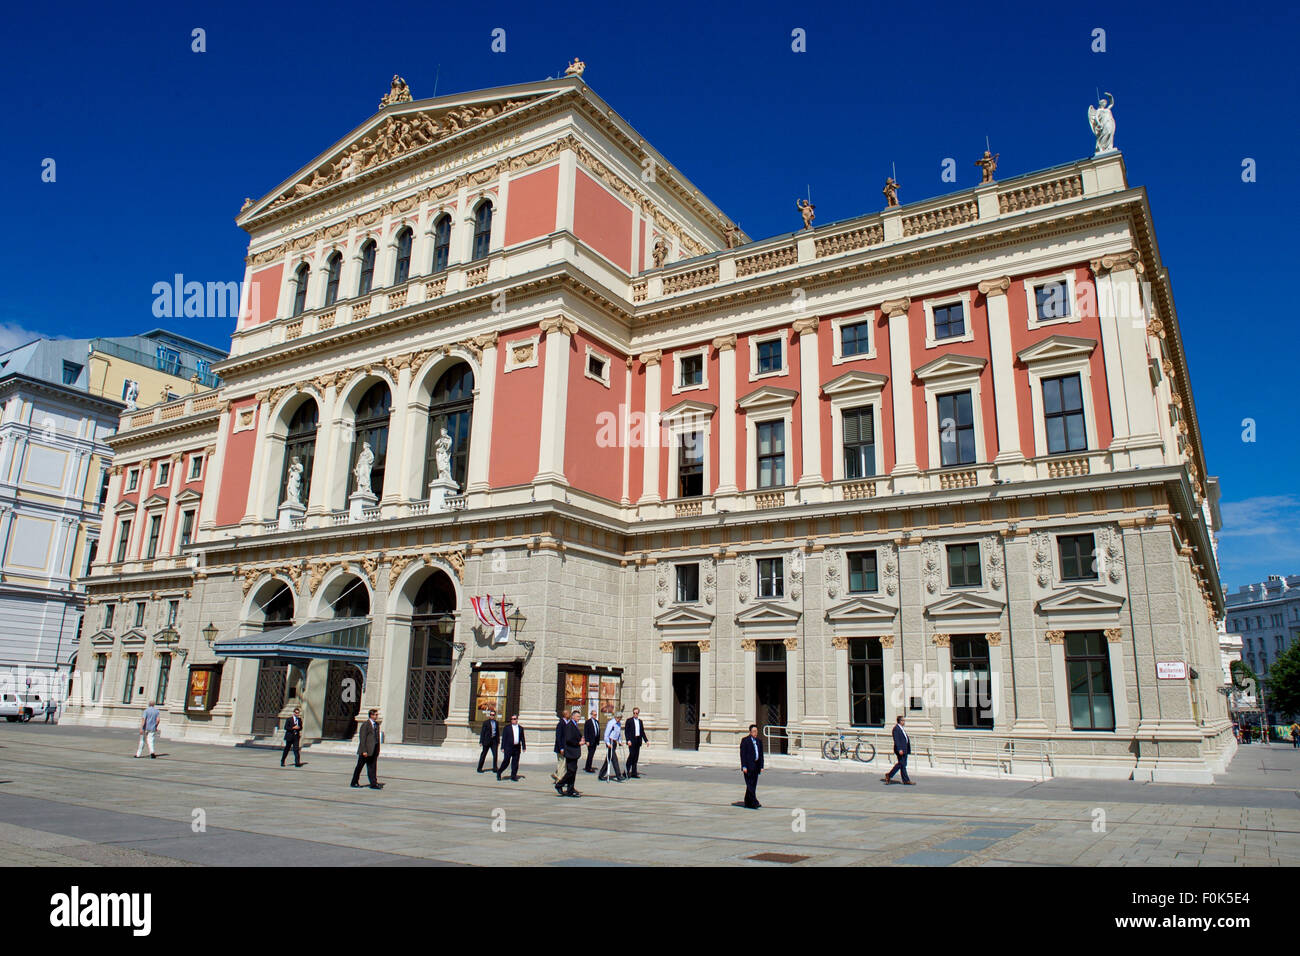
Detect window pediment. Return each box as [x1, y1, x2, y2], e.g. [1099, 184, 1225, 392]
[88, 629, 115, 646]
[120, 628, 148, 645]
[737, 385, 798, 412]
[113, 501, 137, 515]
[735, 601, 802, 627]
[654, 605, 716, 629]
[1036, 586, 1126, 616]
[824, 596, 898, 626]
[913, 353, 987, 382]
[143, 494, 168, 508]
[924, 591, 1005, 621]
[821, 370, 889, 398]
[662, 399, 717, 424]
[1016, 334, 1097, 365]
[175, 488, 202, 504]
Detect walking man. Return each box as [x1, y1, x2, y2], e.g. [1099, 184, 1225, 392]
[135, 701, 161, 758]
[555, 708, 584, 797]
[281, 707, 304, 767]
[477, 709, 500, 774]
[599, 710, 624, 781]
[1290, 721, 1300, 749]
[740, 724, 763, 808]
[350, 709, 383, 789]
[624, 707, 649, 778]
[583, 710, 601, 773]
[497, 714, 526, 781]
[551, 710, 567, 783]
[882, 714, 915, 785]
[44, 698, 56, 724]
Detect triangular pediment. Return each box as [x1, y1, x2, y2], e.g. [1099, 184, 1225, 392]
[821, 370, 889, 397]
[88, 629, 115, 646]
[1016, 334, 1097, 365]
[114, 500, 137, 515]
[737, 386, 798, 411]
[735, 601, 803, 627]
[654, 605, 717, 629]
[661, 399, 717, 423]
[825, 596, 898, 626]
[1036, 586, 1126, 615]
[244, 83, 565, 219]
[914, 353, 988, 381]
[175, 489, 202, 504]
[120, 628, 148, 645]
[143, 494, 168, 508]
[925, 591, 1006, 620]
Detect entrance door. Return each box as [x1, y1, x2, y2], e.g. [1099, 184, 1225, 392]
[322, 660, 361, 740]
[251, 661, 287, 736]
[403, 623, 453, 745]
[672, 672, 700, 750]
[756, 670, 787, 754]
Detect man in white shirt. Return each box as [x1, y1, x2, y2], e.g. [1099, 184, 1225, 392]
[624, 707, 649, 778]
[600, 711, 624, 781]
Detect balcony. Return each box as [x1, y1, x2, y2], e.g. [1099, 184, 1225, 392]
[123, 389, 222, 431]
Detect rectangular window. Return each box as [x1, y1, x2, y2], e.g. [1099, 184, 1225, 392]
[154, 655, 172, 705]
[115, 519, 132, 562]
[134, 601, 146, 628]
[946, 543, 982, 588]
[62, 360, 83, 384]
[167, 600, 179, 627]
[103, 603, 115, 629]
[756, 420, 785, 488]
[1065, 631, 1115, 731]
[1035, 282, 1071, 321]
[156, 461, 170, 486]
[122, 653, 139, 704]
[937, 391, 976, 466]
[126, 469, 139, 492]
[91, 655, 107, 702]
[678, 432, 704, 498]
[842, 407, 875, 479]
[188, 454, 203, 480]
[145, 515, 162, 559]
[586, 354, 606, 380]
[673, 643, 700, 665]
[97, 469, 110, 505]
[679, 353, 703, 387]
[848, 638, 885, 727]
[757, 338, 783, 374]
[757, 557, 784, 599]
[1058, 533, 1097, 581]
[952, 635, 994, 729]
[841, 320, 871, 357]
[157, 346, 182, 375]
[179, 510, 195, 548]
[933, 302, 965, 340]
[1043, 374, 1087, 454]
[675, 564, 700, 603]
[848, 550, 878, 593]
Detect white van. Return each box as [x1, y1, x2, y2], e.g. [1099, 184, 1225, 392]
[0, 693, 43, 722]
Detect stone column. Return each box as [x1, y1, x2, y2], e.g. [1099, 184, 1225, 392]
[307, 378, 340, 521]
[534, 316, 576, 491]
[980, 277, 1025, 478]
[637, 350, 663, 508]
[381, 363, 413, 508]
[831, 635, 850, 726]
[1007, 531, 1048, 732]
[741, 639, 756, 727]
[986, 633, 1006, 731]
[932, 634, 953, 731]
[792, 317, 824, 500]
[465, 332, 499, 496]
[160, 453, 184, 552]
[240, 395, 273, 529]
[713, 335, 738, 506]
[698, 640, 713, 744]
[783, 636, 802, 729]
[897, 535, 928, 727]
[884, 299, 919, 491]
[1093, 251, 1163, 468]
[198, 413, 230, 533]
[658, 641, 673, 744]
[881, 634, 899, 727]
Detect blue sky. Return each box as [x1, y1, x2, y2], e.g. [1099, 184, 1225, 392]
[2, 1, 1296, 589]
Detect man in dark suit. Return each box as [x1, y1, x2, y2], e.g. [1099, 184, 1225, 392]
[882, 714, 914, 785]
[350, 709, 383, 789]
[554, 708, 584, 797]
[281, 707, 303, 767]
[583, 710, 601, 773]
[624, 707, 649, 778]
[497, 714, 526, 781]
[477, 709, 500, 773]
[551, 711, 567, 783]
[740, 724, 764, 809]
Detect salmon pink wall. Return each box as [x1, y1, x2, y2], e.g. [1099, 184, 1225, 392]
[564, 330, 627, 502]
[504, 165, 560, 247]
[817, 308, 895, 479]
[573, 171, 633, 272]
[628, 360, 646, 502]
[215, 405, 257, 526]
[736, 328, 802, 487]
[241, 264, 282, 329]
[659, 343, 721, 497]
[1007, 265, 1114, 455]
[489, 329, 545, 487]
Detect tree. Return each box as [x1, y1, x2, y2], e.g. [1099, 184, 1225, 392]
[1265, 639, 1300, 721]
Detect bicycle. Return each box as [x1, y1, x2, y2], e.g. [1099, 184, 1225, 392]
[821, 733, 876, 763]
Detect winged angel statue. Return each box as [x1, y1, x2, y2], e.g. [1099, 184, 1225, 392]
[1088, 93, 1116, 154]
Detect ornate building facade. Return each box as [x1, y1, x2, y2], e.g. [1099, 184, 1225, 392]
[66, 75, 1230, 780]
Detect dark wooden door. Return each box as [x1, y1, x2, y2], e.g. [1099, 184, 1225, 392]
[756, 670, 787, 754]
[251, 661, 287, 736]
[672, 672, 700, 750]
[322, 660, 361, 740]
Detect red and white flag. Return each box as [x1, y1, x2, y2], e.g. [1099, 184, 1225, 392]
[471, 595, 510, 645]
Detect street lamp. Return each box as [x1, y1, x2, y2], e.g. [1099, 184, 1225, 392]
[202, 622, 219, 647]
[509, 606, 533, 652]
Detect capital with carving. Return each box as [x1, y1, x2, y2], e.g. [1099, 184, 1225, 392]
[470, 331, 499, 351]
[985, 632, 1002, 646]
[931, 633, 951, 647]
[639, 350, 663, 368]
[659, 641, 673, 654]
[711, 334, 737, 352]
[783, 637, 799, 651]
[879, 634, 895, 649]
[881, 297, 911, 317]
[1043, 630, 1065, 644]
[1103, 627, 1123, 643]
[831, 635, 848, 650]
[978, 276, 1011, 297]
[1089, 250, 1144, 276]
[791, 316, 819, 337]
[696, 640, 711, 653]
[740, 638, 757, 652]
[539, 315, 577, 337]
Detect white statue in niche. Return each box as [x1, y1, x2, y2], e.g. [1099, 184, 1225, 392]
[1088, 93, 1116, 154]
[285, 456, 304, 504]
[353, 442, 375, 496]
[123, 379, 139, 409]
[434, 426, 453, 482]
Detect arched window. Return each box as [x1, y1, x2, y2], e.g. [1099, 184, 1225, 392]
[393, 227, 413, 285]
[349, 382, 391, 499]
[471, 201, 492, 261]
[358, 239, 377, 296]
[431, 214, 451, 273]
[261, 584, 295, 631]
[324, 252, 342, 307]
[425, 363, 474, 490]
[292, 263, 310, 316]
[405, 571, 456, 741]
[279, 399, 319, 506]
[332, 577, 371, 618]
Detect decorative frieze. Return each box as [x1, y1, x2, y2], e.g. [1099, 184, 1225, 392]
[921, 540, 942, 595]
[1030, 531, 1053, 587]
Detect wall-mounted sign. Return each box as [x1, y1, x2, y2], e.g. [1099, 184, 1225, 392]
[1156, 661, 1187, 680]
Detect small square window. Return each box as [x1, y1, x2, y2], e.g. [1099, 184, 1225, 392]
[675, 564, 700, 603]
[1035, 282, 1071, 321]
[1058, 534, 1097, 581]
[933, 303, 965, 340]
[587, 354, 605, 379]
[757, 557, 784, 599]
[946, 543, 982, 588]
[848, 551, 878, 593]
[841, 321, 871, 357]
[680, 354, 703, 387]
[757, 339, 783, 374]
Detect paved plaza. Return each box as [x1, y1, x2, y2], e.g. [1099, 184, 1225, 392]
[0, 725, 1296, 867]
